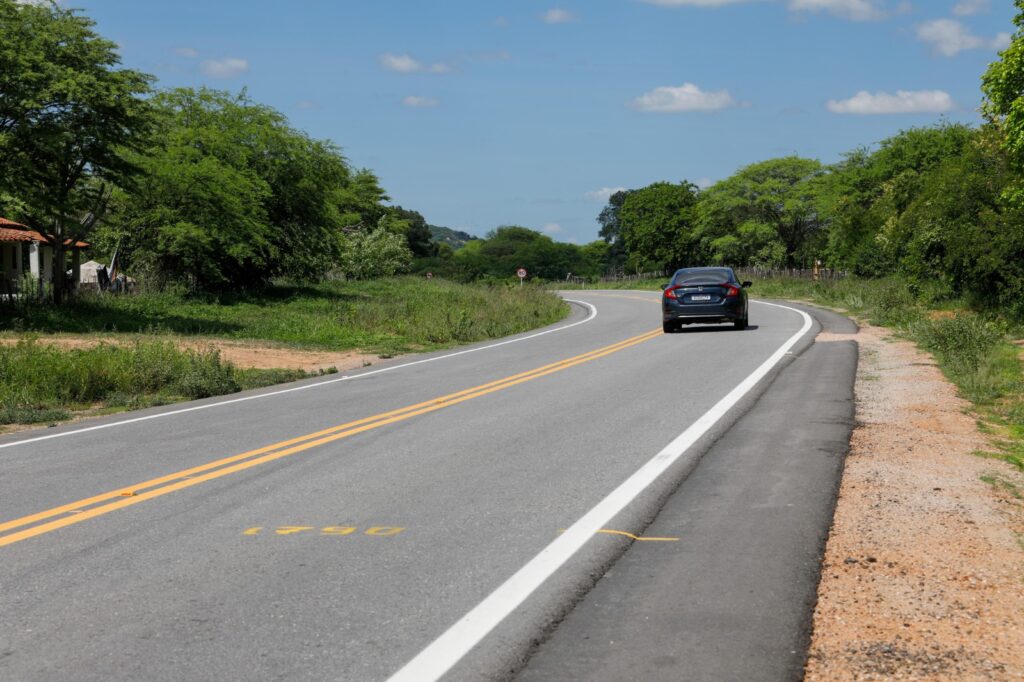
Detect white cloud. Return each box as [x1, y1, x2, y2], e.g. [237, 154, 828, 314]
[200, 57, 249, 79]
[380, 53, 422, 73]
[379, 53, 450, 74]
[542, 223, 563, 234]
[826, 89, 954, 114]
[631, 83, 737, 112]
[788, 0, 886, 21]
[639, 0, 755, 5]
[952, 0, 988, 16]
[172, 47, 199, 58]
[917, 19, 1007, 56]
[542, 8, 578, 23]
[696, 177, 713, 189]
[402, 95, 440, 108]
[586, 187, 628, 202]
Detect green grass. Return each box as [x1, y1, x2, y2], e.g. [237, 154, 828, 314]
[748, 276, 1024, 475]
[1, 277, 569, 356]
[0, 338, 310, 426]
[0, 277, 569, 428]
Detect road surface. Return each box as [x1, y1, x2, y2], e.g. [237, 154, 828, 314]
[0, 291, 856, 681]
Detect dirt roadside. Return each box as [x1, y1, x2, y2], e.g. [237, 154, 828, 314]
[0, 334, 384, 373]
[805, 323, 1024, 680]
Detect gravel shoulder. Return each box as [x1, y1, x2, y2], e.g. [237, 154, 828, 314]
[806, 323, 1024, 680]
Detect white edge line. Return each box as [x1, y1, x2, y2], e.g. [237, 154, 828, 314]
[386, 300, 813, 682]
[0, 300, 597, 451]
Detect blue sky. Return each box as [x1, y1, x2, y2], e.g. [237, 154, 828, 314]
[79, 0, 1015, 244]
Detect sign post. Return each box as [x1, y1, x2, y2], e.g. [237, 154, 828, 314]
[516, 267, 527, 287]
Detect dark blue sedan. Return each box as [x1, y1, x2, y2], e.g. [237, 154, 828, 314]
[662, 267, 751, 332]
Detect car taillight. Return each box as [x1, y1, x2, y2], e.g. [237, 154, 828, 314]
[723, 283, 740, 297]
[664, 285, 682, 300]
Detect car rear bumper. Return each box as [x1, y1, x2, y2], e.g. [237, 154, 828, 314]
[663, 300, 744, 323]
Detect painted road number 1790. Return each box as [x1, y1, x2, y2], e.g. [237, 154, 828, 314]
[243, 526, 405, 537]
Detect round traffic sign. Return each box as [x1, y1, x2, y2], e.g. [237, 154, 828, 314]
[516, 268, 527, 279]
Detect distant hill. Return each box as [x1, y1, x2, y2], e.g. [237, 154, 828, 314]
[429, 225, 478, 250]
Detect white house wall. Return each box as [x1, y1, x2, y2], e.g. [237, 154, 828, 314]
[28, 243, 52, 280]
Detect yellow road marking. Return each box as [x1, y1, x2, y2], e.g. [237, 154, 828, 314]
[557, 528, 680, 542]
[0, 328, 661, 549]
[595, 529, 679, 542]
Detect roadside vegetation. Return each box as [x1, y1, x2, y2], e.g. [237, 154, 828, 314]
[0, 278, 568, 428]
[2, 278, 568, 354]
[2, 0, 1023, 453]
[0, 339, 308, 427]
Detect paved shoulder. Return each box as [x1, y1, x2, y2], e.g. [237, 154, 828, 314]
[516, 311, 857, 681]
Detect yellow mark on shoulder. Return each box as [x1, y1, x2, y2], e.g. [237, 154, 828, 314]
[596, 529, 679, 542]
[557, 528, 680, 542]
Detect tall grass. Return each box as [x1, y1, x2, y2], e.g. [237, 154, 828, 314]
[0, 277, 569, 427]
[1, 277, 569, 355]
[0, 339, 306, 426]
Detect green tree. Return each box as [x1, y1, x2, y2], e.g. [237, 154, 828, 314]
[618, 182, 700, 271]
[891, 128, 1021, 307]
[450, 226, 595, 281]
[815, 123, 976, 274]
[101, 87, 387, 290]
[338, 227, 412, 280]
[982, 0, 1024, 207]
[390, 206, 438, 257]
[697, 157, 823, 268]
[0, 0, 153, 302]
[597, 189, 633, 272]
[102, 88, 280, 290]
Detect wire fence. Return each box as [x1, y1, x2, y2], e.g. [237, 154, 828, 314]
[734, 267, 848, 281]
[598, 269, 669, 283]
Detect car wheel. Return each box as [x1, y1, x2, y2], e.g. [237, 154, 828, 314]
[734, 315, 748, 330]
[663, 321, 677, 334]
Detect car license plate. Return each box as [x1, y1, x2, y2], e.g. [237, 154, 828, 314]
[691, 294, 712, 301]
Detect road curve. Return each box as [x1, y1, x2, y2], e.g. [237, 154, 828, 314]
[0, 291, 841, 681]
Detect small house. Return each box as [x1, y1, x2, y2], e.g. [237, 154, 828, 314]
[0, 217, 89, 295]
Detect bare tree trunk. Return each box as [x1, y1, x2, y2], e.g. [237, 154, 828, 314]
[52, 211, 66, 305]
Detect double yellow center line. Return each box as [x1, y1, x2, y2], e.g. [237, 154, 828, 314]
[0, 327, 662, 549]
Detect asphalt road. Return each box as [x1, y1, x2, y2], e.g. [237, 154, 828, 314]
[0, 291, 855, 681]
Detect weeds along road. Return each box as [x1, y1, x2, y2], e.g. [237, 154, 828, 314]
[0, 291, 856, 681]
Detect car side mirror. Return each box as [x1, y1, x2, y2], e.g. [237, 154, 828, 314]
[741, 281, 752, 289]
[660, 283, 669, 290]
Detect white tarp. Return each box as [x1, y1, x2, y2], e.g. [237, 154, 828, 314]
[80, 260, 105, 284]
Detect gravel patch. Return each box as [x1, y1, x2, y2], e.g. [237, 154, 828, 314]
[805, 323, 1024, 681]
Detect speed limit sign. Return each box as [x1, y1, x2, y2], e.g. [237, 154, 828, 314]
[516, 268, 527, 287]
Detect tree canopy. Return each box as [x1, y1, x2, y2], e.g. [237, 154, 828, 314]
[0, 0, 153, 301]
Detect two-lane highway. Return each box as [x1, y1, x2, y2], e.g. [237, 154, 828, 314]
[0, 292, 851, 681]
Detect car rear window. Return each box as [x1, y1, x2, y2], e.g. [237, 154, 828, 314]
[672, 268, 735, 285]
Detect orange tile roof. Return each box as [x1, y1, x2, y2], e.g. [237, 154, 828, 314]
[0, 226, 48, 243]
[0, 217, 88, 247]
[0, 217, 31, 229]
